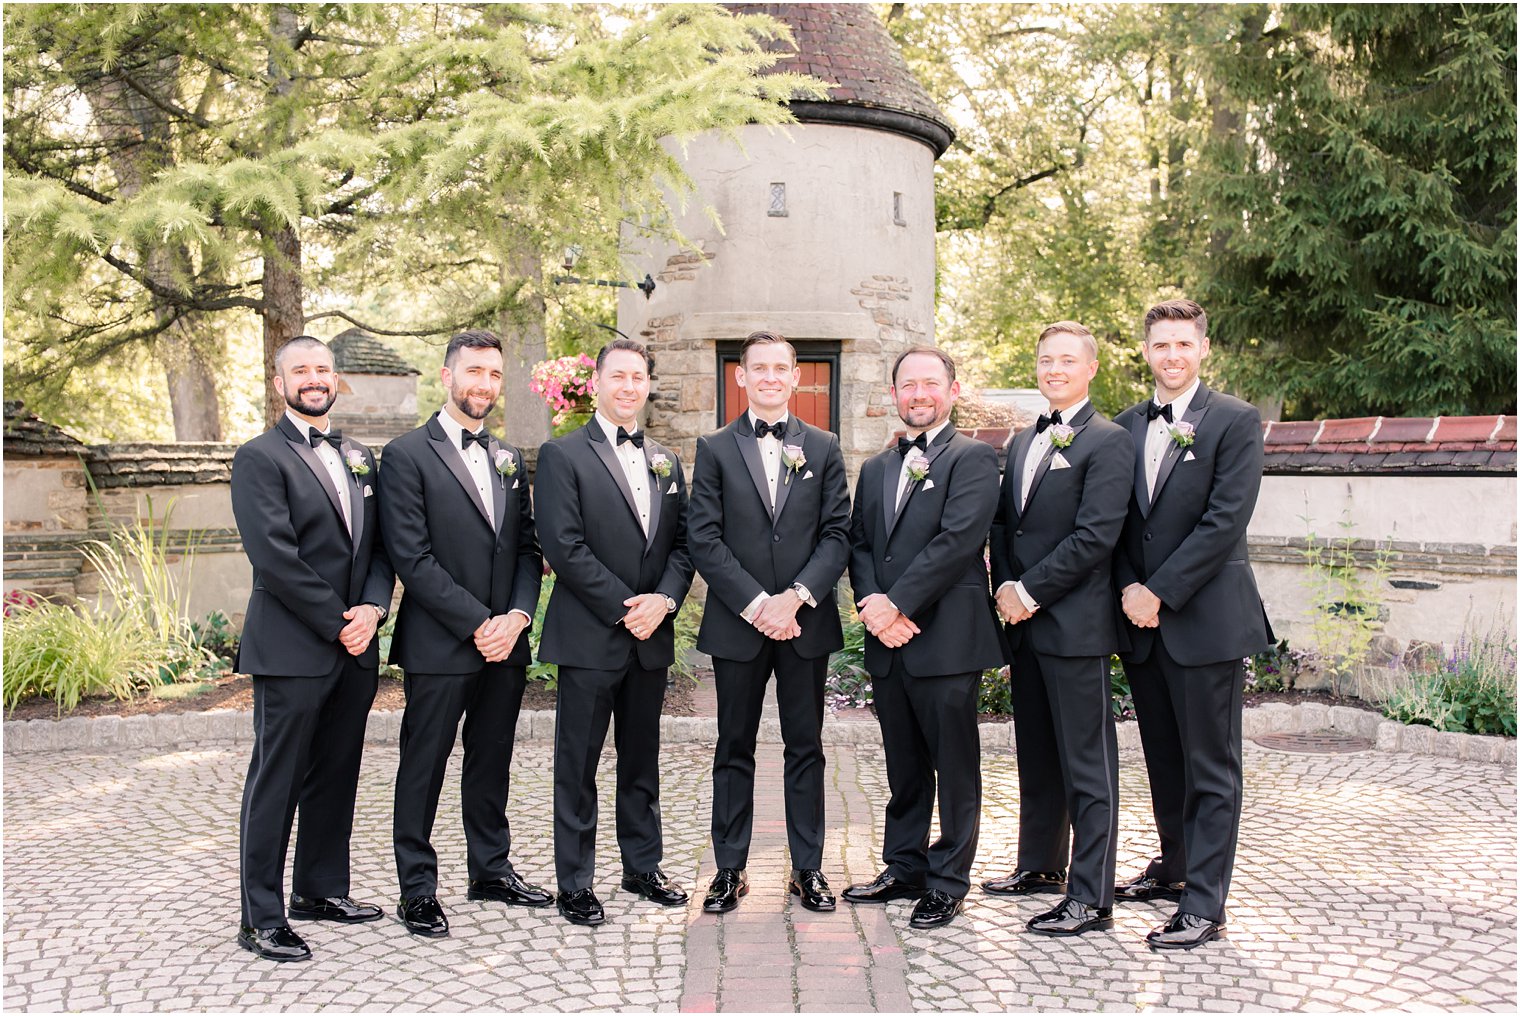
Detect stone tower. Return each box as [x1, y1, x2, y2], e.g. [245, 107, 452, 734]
[617, 3, 954, 477]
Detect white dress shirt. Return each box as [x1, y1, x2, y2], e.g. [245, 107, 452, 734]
[999, 398, 1088, 614]
[595, 412, 651, 536]
[895, 419, 951, 510]
[436, 406, 495, 529]
[751, 410, 786, 511]
[287, 409, 352, 534]
[1145, 379, 1200, 500]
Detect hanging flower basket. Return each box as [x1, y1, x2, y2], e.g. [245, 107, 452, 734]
[530, 354, 598, 426]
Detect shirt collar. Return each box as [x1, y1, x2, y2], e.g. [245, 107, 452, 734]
[917, 420, 952, 447]
[595, 412, 637, 447]
[436, 405, 484, 446]
[286, 409, 330, 440]
[748, 410, 789, 435]
[1045, 397, 1088, 423]
[1154, 380, 1201, 418]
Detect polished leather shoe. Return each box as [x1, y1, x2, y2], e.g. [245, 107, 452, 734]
[908, 889, 964, 929]
[397, 895, 449, 937]
[1146, 911, 1222, 950]
[703, 868, 749, 914]
[558, 888, 606, 926]
[288, 894, 383, 923]
[468, 872, 553, 908]
[842, 870, 926, 905]
[1027, 897, 1114, 936]
[621, 869, 688, 907]
[237, 925, 311, 962]
[1115, 873, 1186, 902]
[981, 869, 1067, 897]
[788, 869, 836, 912]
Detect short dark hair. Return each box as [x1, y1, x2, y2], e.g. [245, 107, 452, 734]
[890, 345, 956, 386]
[273, 335, 331, 373]
[1143, 299, 1207, 342]
[739, 330, 797, 367]
[444, 329, 504, 369]
[596, 337, 655, 376]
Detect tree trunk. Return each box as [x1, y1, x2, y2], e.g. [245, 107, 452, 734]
[262, 225, 305, 428]
[497, 252, 552, 447]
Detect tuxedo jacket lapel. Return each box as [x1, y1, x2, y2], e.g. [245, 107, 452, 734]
[487, 437, 508, 537]
[1007, 426, 1037, 521]
[1150, 388, 1211, 509]
[731, 417, 776, 522]
[882, 449, 903, 538]
[644, 439, 666, 553]
[586, 421, 645, 535]
[889, 426, 954, 535]
[770, 416, 804, 522]
[1023, 402, 1094, 512]
[278, 418, 349, 543]
[426, 416, 492, 528]
[337, 437, 365, 551]
[1128, 408, 1153, 519]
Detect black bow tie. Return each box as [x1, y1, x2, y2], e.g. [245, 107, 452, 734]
[896, 433, 928, 457]
[460, 429, 489, 451]
[754, 419, 786, 440]
[309, 428, 342, 450]
[616, 427, 645, 449]
[1034, 409, 1063, 434]
[1146, 401, 1175, 423]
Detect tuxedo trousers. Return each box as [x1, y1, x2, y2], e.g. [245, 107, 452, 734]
[871, 659, 981, 896]
[1010, 644, 1119, 907]
[553, 655, 667, 893]
[1124, 640, 1244, 922]
[710, 644, 828, 871]
[240, 656, 377, 928]
[393, 664, 527, 899]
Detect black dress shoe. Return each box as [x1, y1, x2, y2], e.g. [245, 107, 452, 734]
[1026, 897, 1114, 936]
[788, 869, 836, 912]
[842, 870, 926, 905]
[621, 869, 688, 907]
[908, 889, 964, 929]
[237, 925, 311, 962]
[397, 895, 449, 937]
[981, 869, 1067, 897]
[558, 888, 606, 926]
[1146, 911, 1222, 950]
[703, 868, 749, 914]
[468, 872, 554, 908]
[288, 895, 383, 923]
[1115, 873, 1186, 902]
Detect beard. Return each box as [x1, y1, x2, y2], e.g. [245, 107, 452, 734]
[285, 383, 337, 417]
[451, 383, 496, 421]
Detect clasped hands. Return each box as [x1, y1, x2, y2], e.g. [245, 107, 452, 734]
[749, 589, 803, 641]
[339, 604, 382, 656]
[621, 593, 670, 642]
[856, 593, 920, 649]
[1121, 582, 1162, 628]
[473, 611, 531, 662]
[994, 585, 1034, 626]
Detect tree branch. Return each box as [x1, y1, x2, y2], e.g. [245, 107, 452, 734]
[99, 250, 265, 312]
[302, 309, 450, 336]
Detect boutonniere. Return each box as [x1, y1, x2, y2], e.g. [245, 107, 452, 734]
[494, 448, 518, 477]
[648, 452, 673, 478]
[905, 450, 930, 482]
[345, 449, 370, 476]
[1048, 423, 1075, 449]
[781, 444, 806, 484]
[1169, 421, 1196, 448]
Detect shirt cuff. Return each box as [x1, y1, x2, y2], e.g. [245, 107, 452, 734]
[791, 583, 816, 608]
[1014, 581, 1039, 612]
[741, 592, 768, 622]
[508, 608, 532, 623]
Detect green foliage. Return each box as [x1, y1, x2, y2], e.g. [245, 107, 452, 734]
[978, 666, 1013, 716]
[1382, 620, 1517, 736]
[1108, 655, 1135, 721]
[1245, 640, 1300, 694]
[1298, 512, 1392, 679]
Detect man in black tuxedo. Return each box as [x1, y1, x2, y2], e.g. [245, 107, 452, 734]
[983, 322, 1132, 936]
[843, 347, 1004, 930]
[1113, 299, 1272, 949]
[230, 335, 394, 962]
[535, 338, 695, 926]
[687, 331, 851, 914]
[379, 330, 549, 938]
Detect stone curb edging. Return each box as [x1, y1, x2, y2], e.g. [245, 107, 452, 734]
[4, 702, 1514, 764]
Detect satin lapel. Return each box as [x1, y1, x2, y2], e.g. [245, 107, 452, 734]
[770, 416, 804, 522]
[1129, 408, 1153, 519]
[426, 418, 491, 528]
[279, 419, 349, 540]
[882, 448, 903, 538]
[1024, 404, 1094, 512]
[587, 422, 643, 532]
[337, 438, 365, 551]
[487, 437, 508, 538]
[891, 427, 956, 535]
[732, 419, 775, 521]
[1150, 389, 1212, 509]
[643, 440, 666, 553]
[1006, 426, 1037, 521]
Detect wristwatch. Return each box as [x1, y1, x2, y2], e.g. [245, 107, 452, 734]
[662, 595, 678, 613]
[368, 603, 388, 621]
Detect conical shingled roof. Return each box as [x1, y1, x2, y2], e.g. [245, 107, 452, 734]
[330, 327, 419, 376]
[726, 3, 955, 156]
[3, 400, 87, 457]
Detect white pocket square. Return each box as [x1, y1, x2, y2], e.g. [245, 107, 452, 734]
[666, 484, 677, 495]
[1050, 453, 1071, 470]
[803, 470, 814, 480]
[512, 479, 520, 489]
[922, 479, 936, 491]
[1184, 451, 1197, 462]
[363, 486, 373, 497]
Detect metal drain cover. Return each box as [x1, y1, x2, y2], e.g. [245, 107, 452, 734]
[1252, 730, 1374, 754]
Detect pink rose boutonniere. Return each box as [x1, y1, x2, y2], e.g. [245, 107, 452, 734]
[1169, 421, 1196, 448]
[648, 452, 673, 479]
[345, 449, 370, 476]
[781, 444, 806, 484]
[494, 449, 517, 477]
[1049, 423, 1075, 449]
[904, 450, 930, 482]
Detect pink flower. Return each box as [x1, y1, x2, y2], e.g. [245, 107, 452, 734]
[648, 453, 673, 478]
[1169, 421, 1196, 448]
[494, 449, 517, 476]
[781, 444, 806, 484]
[1049, 423, 1075, 449]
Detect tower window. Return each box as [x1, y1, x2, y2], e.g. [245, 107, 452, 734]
[893, 192, 906, 226]
[768, 182, 788, 217]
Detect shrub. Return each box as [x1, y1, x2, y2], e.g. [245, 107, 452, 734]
[1382, 620, 1517, 737]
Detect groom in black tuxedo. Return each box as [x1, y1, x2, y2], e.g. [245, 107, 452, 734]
[379, 330, 549, 938]
[984, 322, 1132, 936]
[687, 331, 851, 914]
[1113, 299, 1272, 949]
[535, 338, 694, 926]
[230, 335, 394, 962]
[844, 347, 1004, 930]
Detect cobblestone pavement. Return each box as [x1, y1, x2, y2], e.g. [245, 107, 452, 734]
[4, 733, 1514, 1012]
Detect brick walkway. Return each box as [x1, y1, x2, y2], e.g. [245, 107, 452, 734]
[3, 728, 1515, 1011]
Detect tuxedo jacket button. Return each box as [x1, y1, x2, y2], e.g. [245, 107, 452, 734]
[773, 534, 782, 543]
[1014, 530, 1023, 537]
[1144, 532, 1153, 541]
[884, 554, 894, 563]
